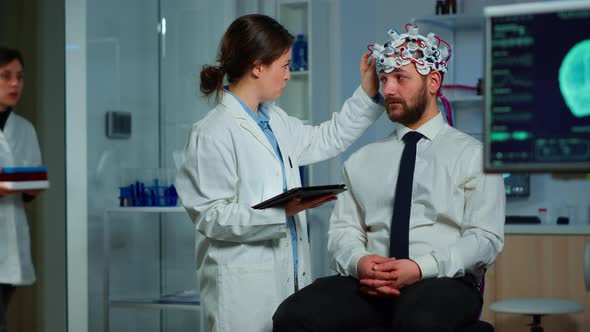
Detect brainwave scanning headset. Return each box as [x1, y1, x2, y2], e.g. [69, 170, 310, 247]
[368, 24, 455, 126]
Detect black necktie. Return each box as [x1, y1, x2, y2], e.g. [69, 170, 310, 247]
[390, 131, 423, 259]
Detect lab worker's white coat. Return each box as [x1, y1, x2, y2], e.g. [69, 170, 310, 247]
[0, 112, 41, 285]
[175, 86, 382, 332]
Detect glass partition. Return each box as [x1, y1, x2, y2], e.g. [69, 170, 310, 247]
[66, 0, 236, 330]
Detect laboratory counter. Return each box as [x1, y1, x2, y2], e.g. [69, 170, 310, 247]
[483, 226, 590, 331]
[505, 223, 590, 235]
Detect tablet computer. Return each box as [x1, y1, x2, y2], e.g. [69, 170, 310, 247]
[252, 184, 347, 209]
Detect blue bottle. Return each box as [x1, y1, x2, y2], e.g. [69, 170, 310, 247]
[291, 34, 308, 71]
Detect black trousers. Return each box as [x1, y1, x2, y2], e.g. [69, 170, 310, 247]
[0, 284, 15, 332]
[273, 275, 482, 332]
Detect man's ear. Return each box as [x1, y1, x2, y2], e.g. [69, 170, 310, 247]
[428, 71, 442, 95]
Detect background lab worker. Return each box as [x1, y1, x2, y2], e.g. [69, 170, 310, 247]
[175, 14, 383, 332]
[0, 47, 44, 332]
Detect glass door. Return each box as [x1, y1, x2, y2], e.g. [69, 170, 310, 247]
[66, 0, 240, 331]
[84, 0, 161, 331]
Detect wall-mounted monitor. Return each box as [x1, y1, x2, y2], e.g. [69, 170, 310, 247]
[484, 1, 590, 173]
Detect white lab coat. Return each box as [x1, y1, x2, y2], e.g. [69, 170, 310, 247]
[175, 86, 382, 332]
[0, 112, 41, 285]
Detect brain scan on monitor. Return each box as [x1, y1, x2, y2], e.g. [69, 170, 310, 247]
[484, 1, 590, 173]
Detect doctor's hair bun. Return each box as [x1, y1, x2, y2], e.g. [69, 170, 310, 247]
[200, 64, 225, 100]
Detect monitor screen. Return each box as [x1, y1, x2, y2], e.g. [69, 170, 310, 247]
[484, 1, 590, 173]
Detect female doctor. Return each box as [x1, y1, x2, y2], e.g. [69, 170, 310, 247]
[175, 14, 382, 332]
[0, 47, 43, 332]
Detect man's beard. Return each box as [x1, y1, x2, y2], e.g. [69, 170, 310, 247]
[385, 83, 429, 126]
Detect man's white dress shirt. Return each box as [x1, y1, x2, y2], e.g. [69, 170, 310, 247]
[328, 113, 505, 280]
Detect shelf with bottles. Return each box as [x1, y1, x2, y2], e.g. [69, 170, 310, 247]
[440, 84, 483, 105]
[441, 90, 482, 105]
[445, 94, 483, 104]
[278, 0, 309, 20]
[279, 73, 310, 121]
[278, 0, 309, 49]
[412, 9, 486, 98]
[277, 0, 312, 123]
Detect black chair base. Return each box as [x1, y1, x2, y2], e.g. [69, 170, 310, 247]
[358, 320, 494, 332]
[528, 314, 544, 332]
[456, 320, 494, 332]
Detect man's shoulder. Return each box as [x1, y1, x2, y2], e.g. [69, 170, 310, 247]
[439, 125, 483, 152]
[345, 134, 395, 167]
[437, 126, 487, 173]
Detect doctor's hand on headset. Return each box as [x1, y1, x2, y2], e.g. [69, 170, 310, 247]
[284, 194, 337, 217]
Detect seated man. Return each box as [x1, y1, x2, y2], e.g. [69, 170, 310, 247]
[273, 24, 505, 332]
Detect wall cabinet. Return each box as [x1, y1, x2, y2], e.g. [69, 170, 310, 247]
[276, 0, 315, 186]
[412, 14, 485, 138]
[277, 0, 312, 124]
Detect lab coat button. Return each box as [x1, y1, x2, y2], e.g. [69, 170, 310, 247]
[302, 272, 306, 276]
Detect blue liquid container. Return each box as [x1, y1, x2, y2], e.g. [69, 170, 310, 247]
[291, 34, 308, 71]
